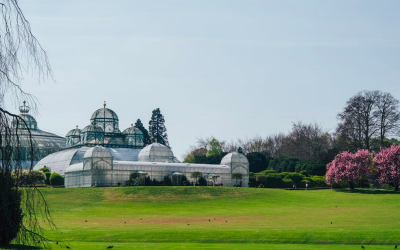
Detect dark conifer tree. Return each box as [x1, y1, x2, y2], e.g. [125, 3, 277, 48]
[135, 119, 151, 146]
[148, 108, 169, 146]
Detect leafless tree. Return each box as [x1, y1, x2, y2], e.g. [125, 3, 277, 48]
[337, 90, 400, 150]
[264, 133, 285, 158]
[337, 91, 381, 150]
[374, 92, 400, 145]
[0, 0, 54, 247]
[279, 122, 332, 163]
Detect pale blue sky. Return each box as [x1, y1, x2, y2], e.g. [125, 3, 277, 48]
[14, 0, 400, 159]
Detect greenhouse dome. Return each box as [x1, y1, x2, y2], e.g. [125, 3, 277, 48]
[138, 143, 175, 162]
[13, 114, 38, 130]
[7, 101, 66, 169]
[90, 101, 119, 133]
[66, 126, 81, 147]
[66, 126, 81, 137]
[81, 124, 104, 133]
[122, 124, 144, 147]
[81, 124, 104, 145]
[220, 152, 249, 175]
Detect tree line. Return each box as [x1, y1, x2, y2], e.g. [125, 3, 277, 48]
[183, 90, 400, 176]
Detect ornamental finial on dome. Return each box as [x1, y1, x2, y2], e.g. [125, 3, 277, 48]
[103, 101, 106, 108]
[19, 101, 30, 114]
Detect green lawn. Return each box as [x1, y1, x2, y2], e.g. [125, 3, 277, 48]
[14, 187, 400, 249]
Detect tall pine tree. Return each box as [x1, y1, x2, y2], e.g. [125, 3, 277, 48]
[148, 108, 169, 146]
[135, 119, 151, 146]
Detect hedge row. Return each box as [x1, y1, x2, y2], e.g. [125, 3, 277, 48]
[267, 157, 326, 176]
[249, 171, 327, 188]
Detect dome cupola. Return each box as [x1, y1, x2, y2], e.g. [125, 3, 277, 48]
[90, 101, 119, 133]
[81, 123, 104, 145]
[138, 143, 174, 162]
[66, 125, 81, 147]
[12, 101, 38, 130]
[220, 151, 249, 175]
[122, 124, 144, 147]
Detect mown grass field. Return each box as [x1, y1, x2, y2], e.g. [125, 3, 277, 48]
[11, 187, 400, 249]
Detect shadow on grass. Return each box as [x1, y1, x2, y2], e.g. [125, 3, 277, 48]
[333, 188, 399, 195]
[0, 244, 41, 250]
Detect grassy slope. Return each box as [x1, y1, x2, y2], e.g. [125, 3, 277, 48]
[33, 187, 400, 249]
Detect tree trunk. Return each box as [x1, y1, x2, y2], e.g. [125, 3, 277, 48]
[365, 130, 370, 150]
[380, 115, 385, 147]
[395, 184, 399, 192]
[348, 181, 354, 190]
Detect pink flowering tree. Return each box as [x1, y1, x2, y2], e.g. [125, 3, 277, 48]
[374, 144, 400, 191]
[326, 150, 373, 189]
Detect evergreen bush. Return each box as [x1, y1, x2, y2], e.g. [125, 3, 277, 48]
[163, 175, 172, 186]
[0, 172, 23, 245]
[282, 178, 294, 188]
[198, 176, 207, 186]
[14, 170, 46, 186]
[295, 161, 326, 176]
[39, 166, 50, 173]
[49, 173, 64, 186]
[299, 170, 309, 177]
[45, 172, 51, 185]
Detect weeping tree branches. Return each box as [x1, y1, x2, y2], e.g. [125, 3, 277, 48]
[0, 0, 52, 108]
[0, 0, 54, 247]
[0, 108, 55, 247]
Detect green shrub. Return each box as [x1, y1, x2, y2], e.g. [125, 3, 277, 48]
[246, 152, 269, 173]
[144, 176, 152, 186]
[253, 169, 326, 188]
[248, 176, 257, 187]
[301, 180, 310, 188]
[179, 175, 188, 186]
[295, 161, 326, 176]
[152, 178, 162, 186]
[45, 172, 51, 185]
[14, 170, 46, 186]
[282, 178, 294, 188]
[126, 172, 143, 186]
[190, 171, 203, 184]
[163, 175, 172, 186]
[49, 173, 64, 186]
[258, 170, 275, 175]
[264, 173, 282, 188]
[268, 157, 300, 172]
[0, 172, 23, 245]
[39, 166, 50, 173]
[256, 175, 267, 185]
[198, 176, 207, 186]
[310, 176, 328, 187]
[299, 170, 309, 177]
[280, 172, 303, 187]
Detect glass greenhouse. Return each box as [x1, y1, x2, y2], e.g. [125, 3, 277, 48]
[34, 102, 250, 187]
[2, 102, 66, 169]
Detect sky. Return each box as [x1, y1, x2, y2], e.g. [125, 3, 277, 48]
[10, 0, 400, 160]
